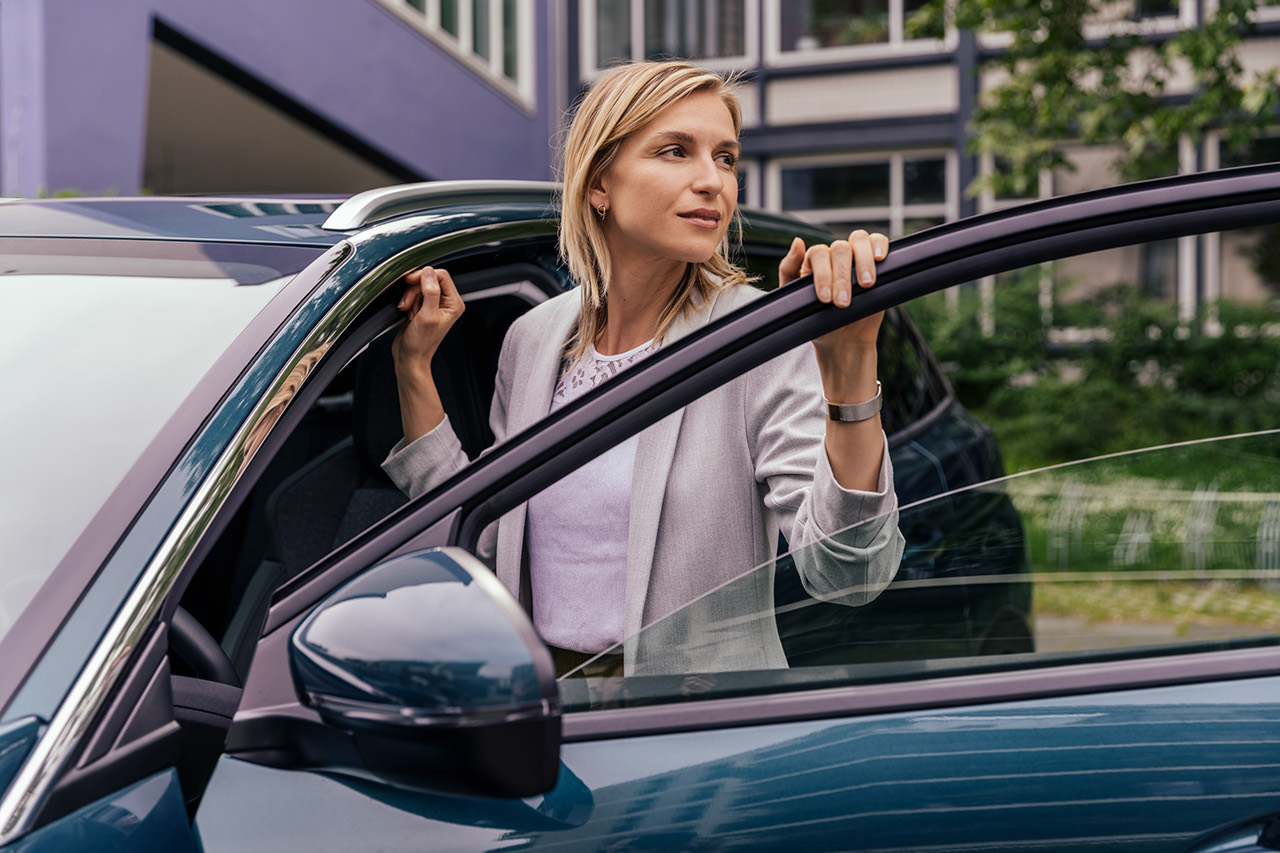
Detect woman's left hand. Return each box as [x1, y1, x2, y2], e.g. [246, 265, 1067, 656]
[780, 229, 890, 492]
[778, 229, 889, 351]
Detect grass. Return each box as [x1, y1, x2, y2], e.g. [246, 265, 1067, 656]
[1034, 578, 1280, 632]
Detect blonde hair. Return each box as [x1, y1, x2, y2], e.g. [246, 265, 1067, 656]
[558, 60, 748, 361]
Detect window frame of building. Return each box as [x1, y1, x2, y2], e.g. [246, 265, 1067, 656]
[765, 150, 958, 239]
[738, 159, 761, 209]
[377, 0, 536, 106]
[1249, 0, 1280, 24]
[763, 0, 955, 68]
[580, 0, 760, 77]
[976, 0, 1199, 51]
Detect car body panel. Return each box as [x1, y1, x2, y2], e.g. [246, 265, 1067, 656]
[197, 678, 1280, 852]
[4, 770, 194, 853]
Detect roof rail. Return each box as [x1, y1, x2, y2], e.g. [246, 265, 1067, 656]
[322, 180, 560, 231]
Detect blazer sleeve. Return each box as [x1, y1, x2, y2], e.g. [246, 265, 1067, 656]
[745, 343, 905, 606]
[380, 324, 523, 569]
[382, 318, 520, 499]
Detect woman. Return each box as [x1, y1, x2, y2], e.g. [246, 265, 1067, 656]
[383, 61, 904, 677]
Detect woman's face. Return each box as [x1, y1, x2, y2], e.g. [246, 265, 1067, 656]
[592, 90, 739, 275]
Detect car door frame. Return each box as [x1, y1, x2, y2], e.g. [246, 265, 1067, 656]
[241, 163, 1280, 738]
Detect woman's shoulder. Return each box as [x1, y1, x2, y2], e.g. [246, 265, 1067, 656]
[706, 281, 768, 317]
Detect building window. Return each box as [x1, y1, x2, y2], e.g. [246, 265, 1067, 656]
[583, 0, 755, 73]
[770, 152, 954, 237]
[381, 0, 533, 103]
[768, 0, 946, 62]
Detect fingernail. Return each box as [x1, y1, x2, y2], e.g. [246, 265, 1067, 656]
[819, 287, 831, 302]
[836, 291, 850, 307]
[860, 272, 874, 285]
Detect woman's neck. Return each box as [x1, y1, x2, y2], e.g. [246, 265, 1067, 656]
[596, 259, 687, 356]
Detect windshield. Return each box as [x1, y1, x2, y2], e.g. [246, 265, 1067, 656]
[0, 239, 318, 645]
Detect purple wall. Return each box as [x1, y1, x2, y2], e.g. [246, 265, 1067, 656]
[3, 0, 558, 196]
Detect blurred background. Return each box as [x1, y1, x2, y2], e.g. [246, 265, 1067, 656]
[2, 0, 1278, 471]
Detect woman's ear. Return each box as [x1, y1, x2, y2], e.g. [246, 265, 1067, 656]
[588, 185, 607, 215]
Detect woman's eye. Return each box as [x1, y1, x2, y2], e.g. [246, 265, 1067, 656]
[717, 153, 738, 168]
[661, 146, 685, 158]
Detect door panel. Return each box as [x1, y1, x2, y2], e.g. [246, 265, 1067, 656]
[197, 678, 1280, 852]
[5, 770, 196, 853]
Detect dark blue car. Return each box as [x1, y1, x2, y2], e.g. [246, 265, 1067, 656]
[1, 167, 1279, 852]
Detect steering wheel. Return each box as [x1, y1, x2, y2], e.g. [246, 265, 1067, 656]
[170, 606, 242, 688]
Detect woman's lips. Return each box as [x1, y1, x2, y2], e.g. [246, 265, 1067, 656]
[679, 210, 722, 229]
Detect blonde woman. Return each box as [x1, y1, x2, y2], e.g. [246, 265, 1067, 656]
[384, 61, 904, 677]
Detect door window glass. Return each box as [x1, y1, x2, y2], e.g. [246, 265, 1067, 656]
[549, 228, 1280, 711]
[560, 430, 1280, 711]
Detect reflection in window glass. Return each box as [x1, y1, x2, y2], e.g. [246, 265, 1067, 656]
[597, 0, 632, 65]
[782, 162, 891, 209]
[472, 0, 490, 60]
[440, 0, 459, 35]
[903, 217, 944, 235]
[903, 158, 946, 204]
[1133, 0, 1178, 16]
[828, 221, 892, 238]
[503, 0, 517, 78]
[1221, 135, 1280, 169]
[1140, 239, 1178, 300]
[644, 0, 746, 60]
[780, 0, 890, 50]
[598, 0, 748, 65]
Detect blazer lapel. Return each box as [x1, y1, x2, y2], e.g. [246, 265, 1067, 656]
[622, 289, 723, 640]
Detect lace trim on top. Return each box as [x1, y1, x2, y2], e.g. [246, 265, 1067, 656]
[551, 339, 657, 409]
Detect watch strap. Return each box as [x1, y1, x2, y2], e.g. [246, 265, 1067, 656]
[825, 381, 883, 423]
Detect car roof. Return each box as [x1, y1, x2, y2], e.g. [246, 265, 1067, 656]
[0, 196, 352, 246]
[0, 183, 833, 249]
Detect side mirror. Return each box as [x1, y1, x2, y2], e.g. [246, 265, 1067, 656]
[289, 547, 560, 798]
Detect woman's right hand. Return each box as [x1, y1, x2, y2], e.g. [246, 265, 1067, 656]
[391, 266, 465, 442]
[392, 266, 465, 375]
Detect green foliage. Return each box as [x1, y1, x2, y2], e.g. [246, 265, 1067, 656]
[1243, 224, 1280, 290]
[909, 269, 1050, 407]
[911, 285, 1280, 472]
[941, 0, 1279, 195]
[34, 187, 122, 198]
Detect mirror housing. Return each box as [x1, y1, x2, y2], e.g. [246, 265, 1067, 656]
[289, 547, 560, 798]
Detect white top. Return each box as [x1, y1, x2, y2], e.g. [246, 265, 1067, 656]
[525, 339, 656, 652]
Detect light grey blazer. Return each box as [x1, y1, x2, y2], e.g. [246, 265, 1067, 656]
[383, 283, 904, 675]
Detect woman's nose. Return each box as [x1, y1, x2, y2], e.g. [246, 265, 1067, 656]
[691, 156, 725, 195]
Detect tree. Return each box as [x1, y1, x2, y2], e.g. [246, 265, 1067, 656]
[910, 0, 1280, 197]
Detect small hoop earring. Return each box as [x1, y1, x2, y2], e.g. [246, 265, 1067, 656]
[597, 204, 607, 220]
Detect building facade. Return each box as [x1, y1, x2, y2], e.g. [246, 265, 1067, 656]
[0, 0, 565, 196]
[571, 0, 1280, 323]
[3, 0, 1276, 319]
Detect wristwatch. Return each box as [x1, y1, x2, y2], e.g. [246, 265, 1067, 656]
[825, 381, 882, 423]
